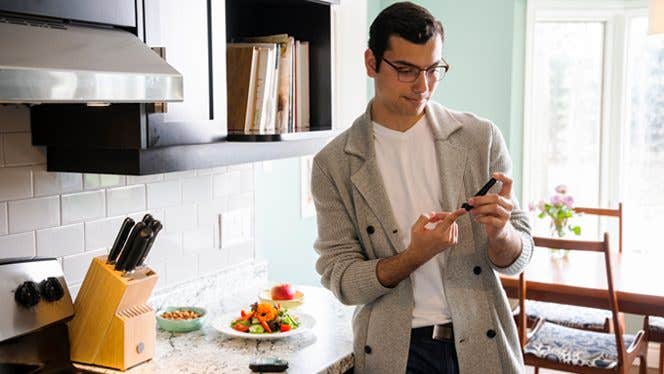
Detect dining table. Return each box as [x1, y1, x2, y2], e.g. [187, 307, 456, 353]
[500, 249, 664, 317]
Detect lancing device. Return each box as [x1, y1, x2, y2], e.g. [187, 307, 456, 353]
[461, 177, 498, 211]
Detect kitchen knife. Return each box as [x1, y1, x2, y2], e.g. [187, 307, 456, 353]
[114, 221, 146, 271]
[142, 213, 154, 225]
[107, 217, 135, 263]
[121, 226, 154, 273]
[136, 220, 163, 267]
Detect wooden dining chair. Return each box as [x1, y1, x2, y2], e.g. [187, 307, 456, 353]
[574, 202, 623, 253]
[518, 233, 649, 374]
[646, 316, 664, 374]
[513, 203, 624, 333]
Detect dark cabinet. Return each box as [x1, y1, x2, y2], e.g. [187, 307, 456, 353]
[29, 0, 338, 175]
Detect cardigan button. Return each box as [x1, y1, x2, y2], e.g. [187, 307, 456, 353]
[486, 329, 496, 338]
[366, 225, 375, 234]
[364, 345, 372, 354]
[473, 266, 482, 275]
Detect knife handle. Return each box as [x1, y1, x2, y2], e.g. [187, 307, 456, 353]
[108, 217, 135, 263]
[114, 222, 146, 271]
[137, 220, 163, 267]
[142, 213, 155, 226]
[121, 227, 154, 273]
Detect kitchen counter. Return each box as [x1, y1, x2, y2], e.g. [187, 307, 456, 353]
[75, 285, 355, 374]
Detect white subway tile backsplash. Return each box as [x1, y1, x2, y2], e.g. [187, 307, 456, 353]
[0, 203, 6, 235]
[164, 170, 196, 180]
[146, 231, 182, 263]
[3, 133, 46, 166]
[67, 283, 81, 300]
[166, 255, 198, 286]
[9, 196, 60, 233]
[63, 248, 107, 284]
[34, 169, 83, 197]
[0, 232, 35, 258]
[197, 249, 229, 275]
[227, 241, 254, 267]
[36, 223, 84, 257]
[84, 216, 125, 251]
[164, 204, 197, 232]
[197, 199, 227, 226]
[84, 174, 126, 190]
[195, 166, 227, 176]
[127, 174, 164, 185]
[182, 176, 212, 203]
[147, 180, 181, 209]
[0, 118, 258, 295]
[227, 192, 254, 211]
[183, 226, 215, 251]
[0, 105, 30, 133]
[0, 167, 32, 201]
[62, 190, 105, 224]
[106, 185, 146, 216]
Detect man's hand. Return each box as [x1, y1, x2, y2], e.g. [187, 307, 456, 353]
[467, 172, 514, 241]
[406, 208, 466, 264]
[468, 172, 522, 267]
[376, 208, 465, 288]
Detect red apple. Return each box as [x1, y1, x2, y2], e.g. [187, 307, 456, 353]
[270, 284, 295, 300]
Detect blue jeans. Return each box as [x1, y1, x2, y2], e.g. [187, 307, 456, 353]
[406, 326, 460, 374]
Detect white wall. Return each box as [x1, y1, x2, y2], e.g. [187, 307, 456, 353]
[0, 105, 256, 297]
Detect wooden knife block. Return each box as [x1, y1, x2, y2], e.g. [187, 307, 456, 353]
[68, 256, 159, 371]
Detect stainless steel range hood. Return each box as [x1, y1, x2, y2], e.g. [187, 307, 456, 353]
[0, 16, 183, 104]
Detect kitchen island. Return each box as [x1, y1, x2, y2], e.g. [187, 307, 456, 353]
[74, 285, 354, 374]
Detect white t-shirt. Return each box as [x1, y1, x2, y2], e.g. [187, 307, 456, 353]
[373, 115, 452, 328]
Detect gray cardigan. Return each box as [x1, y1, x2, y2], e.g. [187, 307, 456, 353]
[311, 101, 533, 373]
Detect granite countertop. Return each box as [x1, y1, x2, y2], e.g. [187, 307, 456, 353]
[75, 285, 355, 374]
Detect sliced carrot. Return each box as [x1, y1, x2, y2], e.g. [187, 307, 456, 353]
[257, 317, 272, 333]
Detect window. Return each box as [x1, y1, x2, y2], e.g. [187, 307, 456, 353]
[523, 1, 663, 253]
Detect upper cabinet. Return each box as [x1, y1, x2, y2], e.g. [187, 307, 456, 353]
[22, 0, 339, 175]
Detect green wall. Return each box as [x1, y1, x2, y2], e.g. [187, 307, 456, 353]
[254, 158, 320, 286]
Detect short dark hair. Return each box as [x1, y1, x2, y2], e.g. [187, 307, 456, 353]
[368, 2, 445, 72]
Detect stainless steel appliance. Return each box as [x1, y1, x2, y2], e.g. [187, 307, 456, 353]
[0, 257, 76, 373]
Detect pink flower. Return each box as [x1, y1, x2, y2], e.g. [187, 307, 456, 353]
[528, 202, 536, 211]
[550, 195, 563, 206]
[538, 200, 546, 211]
[563, 195, 574, 208]
[555, 184, 567, 194]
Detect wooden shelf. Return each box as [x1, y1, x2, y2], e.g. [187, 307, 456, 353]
[46, 130, 338, 175]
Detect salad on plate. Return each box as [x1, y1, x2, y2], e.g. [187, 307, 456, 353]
[230, 302, 300, 334]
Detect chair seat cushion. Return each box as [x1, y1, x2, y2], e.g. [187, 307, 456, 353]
[649, 316, 664, 337]
[524, 321, 635, 369]
[514, 300, 611, 331]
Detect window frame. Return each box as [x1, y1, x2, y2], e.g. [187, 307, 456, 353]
[522, 0, 649, 241]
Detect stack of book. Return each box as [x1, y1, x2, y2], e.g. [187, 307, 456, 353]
[226, 34, 310, 136]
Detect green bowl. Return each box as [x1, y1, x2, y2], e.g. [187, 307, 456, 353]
[156, 306, 207, 333]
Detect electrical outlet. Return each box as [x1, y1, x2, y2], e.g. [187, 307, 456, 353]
[219, 208, 251, 248]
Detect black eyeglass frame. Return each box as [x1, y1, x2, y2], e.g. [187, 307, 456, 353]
[381, 58, 450, 83]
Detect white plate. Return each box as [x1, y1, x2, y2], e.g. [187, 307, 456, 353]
[212, 311, 315, 340]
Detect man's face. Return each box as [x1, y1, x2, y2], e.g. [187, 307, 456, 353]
[366, 34, 444, 118]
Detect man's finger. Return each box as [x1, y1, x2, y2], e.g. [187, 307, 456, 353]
[440, 208, 466, 228]
[414, 214, 432, 230]
[493, 172, 513, 198]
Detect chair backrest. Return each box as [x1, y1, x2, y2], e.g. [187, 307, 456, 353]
[573, 202, 623, 252]
[517, 233, 628, 363]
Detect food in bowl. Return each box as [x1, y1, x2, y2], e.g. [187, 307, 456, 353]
[230, 302, 299, 334]
[160, 309, 202, 320]
[156, 306, 207, 333]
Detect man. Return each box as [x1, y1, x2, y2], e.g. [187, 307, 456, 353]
[311, 2, 533, 373]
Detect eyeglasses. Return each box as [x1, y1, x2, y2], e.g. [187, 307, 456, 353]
[381, 58, 450, 83]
